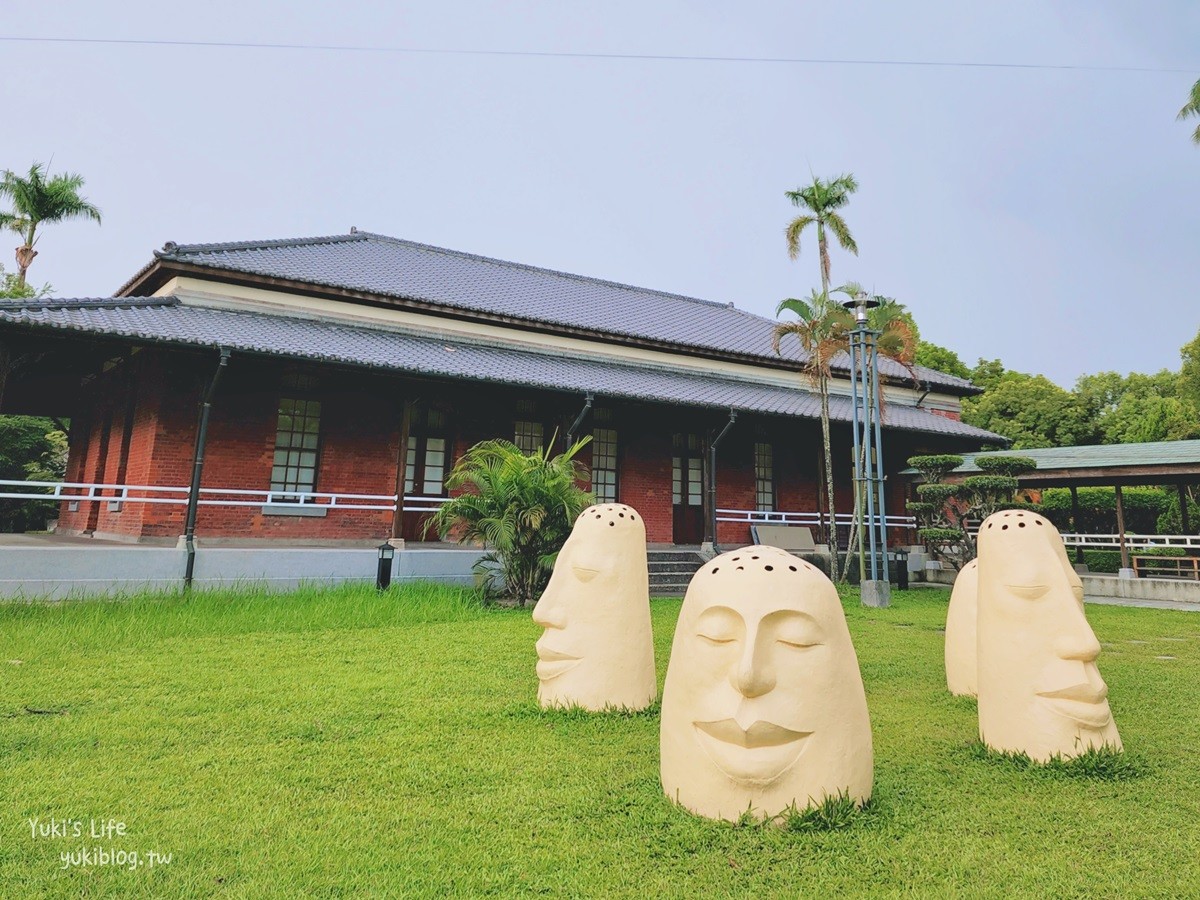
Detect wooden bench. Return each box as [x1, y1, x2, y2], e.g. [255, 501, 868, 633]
[750, 525, 830, 556]
[1131, 555, 1200, 580]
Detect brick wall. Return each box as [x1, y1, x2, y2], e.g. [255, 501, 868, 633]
[53, 350, 968, 547]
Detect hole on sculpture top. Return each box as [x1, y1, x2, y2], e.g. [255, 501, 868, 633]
[608, 522, 615, 527]
[987, 523, 993, 529]
[788, 565, 797, 571]
[594, 515, 601, 519]
[751, 555, 759, 560]
[764, 565, 773, 571]
[732, 557, 740, 561]
[736, 566, 744, 571]
[1002, 524, 1009, 530]
[619, 512, 625, 517]
[1018, 522, 1026, 528]
[630, 514, 637, 521]
[711, 568, 719, 574]
[1035, 520, 1042, 526]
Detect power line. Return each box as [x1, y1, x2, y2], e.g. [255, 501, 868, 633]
[0, 34, 1194, 74]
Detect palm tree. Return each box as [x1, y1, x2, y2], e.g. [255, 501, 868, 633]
[779, 173, 859, 549]
[784, 173, 860, 299]
[0, 163, 101, 287]
[772, 290, 853, 546]
[426, 435, 593, 605]
[1180, 77, 1200, 145]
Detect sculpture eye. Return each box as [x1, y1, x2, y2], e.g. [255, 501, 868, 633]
[1006, 583, 1049, 600]
[572, 565, 600, 583]
[697, 632, 737, 646]
[777, 637, 821, 649]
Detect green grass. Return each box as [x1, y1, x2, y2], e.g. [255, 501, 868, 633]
[2, 584, 1199, 897]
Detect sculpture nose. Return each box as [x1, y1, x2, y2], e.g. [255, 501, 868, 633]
[1054, 630, 1100, 662]
[532, 587, 566, 629]
[732, 639, 775, 698]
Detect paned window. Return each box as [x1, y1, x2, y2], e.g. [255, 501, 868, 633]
[754, 442, 776, 512]
[271, 398, 321, 499]
[514, 420, 544, 454]
[592, 427, 618, 503]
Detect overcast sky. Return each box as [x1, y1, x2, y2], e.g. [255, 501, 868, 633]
[5, 1, 1198, 387]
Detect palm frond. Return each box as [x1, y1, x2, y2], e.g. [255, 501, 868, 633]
[824, 212, 858, 255]
[784, 215, 815, 260]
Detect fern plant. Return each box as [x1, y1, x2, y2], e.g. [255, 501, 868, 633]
[426, 435, 593, 605]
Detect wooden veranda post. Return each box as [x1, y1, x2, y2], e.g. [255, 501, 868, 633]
[1179, 483, 1193, 536]
[390, 400, 414, 542]
[1114, 484, 1131, 573]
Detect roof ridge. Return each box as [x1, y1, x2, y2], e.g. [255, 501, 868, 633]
[0, 296, 179, 311]
[157, 232, 369, 258]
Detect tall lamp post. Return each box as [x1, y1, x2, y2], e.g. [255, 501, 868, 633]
[843, 292, 891, 608]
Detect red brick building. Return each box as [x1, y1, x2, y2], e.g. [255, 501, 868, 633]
[0, 231, 1001, 548]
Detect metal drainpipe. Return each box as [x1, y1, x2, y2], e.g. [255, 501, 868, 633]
[565, 393, 594, 446]
[708, 410, 738, 553]
[184, 348, 231, 588]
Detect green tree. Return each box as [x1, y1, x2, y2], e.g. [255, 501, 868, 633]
[0, 162, 101, 287]
[962, 373, 1097, 449]
[969, 358, 1008, 392]
[1101, 395, 1200, 444]
[1179, 77, 1200, 145]
[1180, 327, 1200, 411]
[0, 416, 65, 532]
[427, 437, 593, 605]
[914, 341, 971, 381]
[784, 173, 859, 299]
[773, 290, 853, 544]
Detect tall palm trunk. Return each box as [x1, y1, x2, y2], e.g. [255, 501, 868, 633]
[813, 220, 838, 550]
[14, 225, 37, 287]
[818, 371, 837, 552]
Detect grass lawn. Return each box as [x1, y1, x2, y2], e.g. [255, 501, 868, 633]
[2, 583, 1199, 898]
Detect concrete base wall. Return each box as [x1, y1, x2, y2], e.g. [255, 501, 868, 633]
[0, 547, 485, 601]
[1081, 574, 1200, 604]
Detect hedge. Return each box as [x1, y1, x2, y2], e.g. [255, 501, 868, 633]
[1038, 487, 1170, 535]
[1079, 546, 1186, 574]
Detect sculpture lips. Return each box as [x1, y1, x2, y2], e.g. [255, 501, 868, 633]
[694, 719, 809, 749]
[1037, 683, 1108, 703]
[1037, 683, 1112, 728]
[535, 642, 581, 681]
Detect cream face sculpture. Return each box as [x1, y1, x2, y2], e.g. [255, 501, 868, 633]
[944, 559, 979, 697]
[660, 546, 873, 822]
[531, 503, 656, 711]
[976, 510, 1121, 761]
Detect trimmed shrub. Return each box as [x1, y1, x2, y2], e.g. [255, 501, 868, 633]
[963, 475, 1020, 494]
[974, 456, 1037, 477]
[908, 454, 963, 483]
[1080, 546, 1186, 573]
[916, 483, 959, 505]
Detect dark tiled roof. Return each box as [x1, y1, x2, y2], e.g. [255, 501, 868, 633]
[130, 231, 977, 394]
[0, 298, 1002, 442]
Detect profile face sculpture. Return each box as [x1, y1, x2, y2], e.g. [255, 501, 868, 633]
[945, 559, 979, 697]
[660, 546, 872, 821]
[976, 510, 1121, 761]
[531, 503, 656, 711]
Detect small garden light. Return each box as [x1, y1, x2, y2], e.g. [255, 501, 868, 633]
[376, 542, 396, 591]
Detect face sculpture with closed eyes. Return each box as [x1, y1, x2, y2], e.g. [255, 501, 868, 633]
[945, 559, 979, 697]
[976, 510, 1121, 761]
[531, 504, 656, 711]
[660, 546, 873, 822]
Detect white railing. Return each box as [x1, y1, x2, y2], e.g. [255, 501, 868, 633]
[0, 480, 452, 514]
[716, 508, 918, 529]
[1061, 532, 1200, 551]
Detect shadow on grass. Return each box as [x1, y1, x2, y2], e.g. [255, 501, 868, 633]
[964, 741, 1145, 781]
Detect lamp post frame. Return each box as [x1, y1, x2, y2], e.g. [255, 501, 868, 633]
[844, 295, 891, 607]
